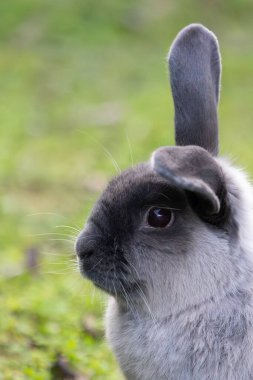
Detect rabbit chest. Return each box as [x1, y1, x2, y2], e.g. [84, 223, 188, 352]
[106, 297, 253, 380]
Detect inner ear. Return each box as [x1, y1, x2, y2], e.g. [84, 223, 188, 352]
[186, 186, 229, 226]
[151, 146, 228, 221]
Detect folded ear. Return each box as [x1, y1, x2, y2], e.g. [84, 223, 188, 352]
[151, 146, 227, 219]
[168, 24, 221, 156]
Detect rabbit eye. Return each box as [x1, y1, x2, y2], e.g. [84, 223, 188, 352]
[147, 207, 174, 228]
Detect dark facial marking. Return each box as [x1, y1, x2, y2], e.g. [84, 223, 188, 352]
[76, 164, 188, 297]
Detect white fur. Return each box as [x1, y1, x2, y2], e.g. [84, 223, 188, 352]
[218, 158, 253, 258]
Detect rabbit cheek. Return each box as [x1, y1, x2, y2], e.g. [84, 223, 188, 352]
[76, 227, 130, 296]
[82, 257, 119, 295]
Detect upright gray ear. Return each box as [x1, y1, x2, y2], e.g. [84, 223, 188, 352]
[168, 24, 221, 156]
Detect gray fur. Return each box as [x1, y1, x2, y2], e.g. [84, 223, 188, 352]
[152, 145, 223, 215]
[169, 24, 221, 156]
[76, 24, 253, 380]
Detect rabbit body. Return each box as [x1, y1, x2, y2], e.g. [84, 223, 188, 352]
[107, 292, 253, 380]
[105, 160, 253, 380]
[76, 24, 253, 379]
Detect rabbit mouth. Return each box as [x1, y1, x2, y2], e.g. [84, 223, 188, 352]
[84, 270, 120, 295]
[80, 262, 140, 298]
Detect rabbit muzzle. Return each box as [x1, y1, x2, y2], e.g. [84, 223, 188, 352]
[75, 223, 137, 297]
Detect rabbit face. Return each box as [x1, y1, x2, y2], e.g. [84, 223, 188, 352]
[76, 163, 187, 298]
[76, 146, 238, 316]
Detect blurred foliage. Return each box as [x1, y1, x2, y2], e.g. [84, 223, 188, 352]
[1, 0, 253, 378]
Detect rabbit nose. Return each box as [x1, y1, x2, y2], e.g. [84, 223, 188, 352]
[75, 233, 94, 259]
[76, 246, 94, 260]
[75, 224, 100, 259]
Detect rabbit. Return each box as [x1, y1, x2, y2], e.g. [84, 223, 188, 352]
[75, 24, 253, 380]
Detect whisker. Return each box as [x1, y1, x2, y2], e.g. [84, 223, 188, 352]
[55, 225, 82, 233]
[28, 232, 76, 238]
[124, 129, 134, 168]
[89, 257, 104, 272]
[126, 261, 158, 325]
[77, 129, 121, 174]
[75, 234, 101, 241]
[41, 251, 75, 257]
[25, 212, 63, 217]
[42, 238, 76, 244]
[119, 277, 137, 317]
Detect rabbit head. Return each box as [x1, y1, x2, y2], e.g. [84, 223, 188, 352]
[76, 24, 252, 317]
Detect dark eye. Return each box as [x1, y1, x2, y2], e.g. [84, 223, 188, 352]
[147, 207, 174, 228]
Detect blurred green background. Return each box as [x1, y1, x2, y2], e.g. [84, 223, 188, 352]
[1, 0, 253, 379]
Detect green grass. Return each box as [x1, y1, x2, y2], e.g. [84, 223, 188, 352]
[1, 0, 253, 378]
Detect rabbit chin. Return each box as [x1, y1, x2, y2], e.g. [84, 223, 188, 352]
[79, 264, 114, 294]
[79, 263, 138, 298]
